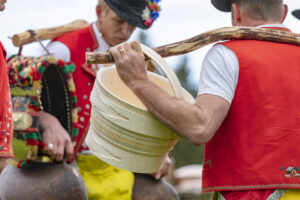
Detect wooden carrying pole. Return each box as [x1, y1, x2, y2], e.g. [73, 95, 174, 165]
[86, 26, 300, 64]
[12, 20, 89, 47]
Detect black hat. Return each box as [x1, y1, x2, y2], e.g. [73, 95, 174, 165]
[292, 10, 300, 20]
[211, 0, 231, 12]
[104, 0, 161, 29]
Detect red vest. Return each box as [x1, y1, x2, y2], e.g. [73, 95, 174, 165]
[53, 25, 99, 154]
[0, 42, 14, 158]
[202, 36, 300, 192]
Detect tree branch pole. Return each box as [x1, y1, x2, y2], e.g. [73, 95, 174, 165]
[86, 26, 300, 64]
[12, 20, 89, 47]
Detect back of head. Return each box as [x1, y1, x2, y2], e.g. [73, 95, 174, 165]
[231, 0, 284, 22]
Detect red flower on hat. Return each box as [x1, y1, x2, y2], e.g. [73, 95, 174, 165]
[144, 19, 154, 27]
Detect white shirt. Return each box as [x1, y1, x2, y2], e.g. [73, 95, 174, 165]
[198, 24, 287, 104]
[47, 22, 110, 70]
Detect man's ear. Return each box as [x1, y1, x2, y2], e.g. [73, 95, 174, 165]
[231, 3, 242, 25]
[281, 4, 288, 23]
[96, 5, 102, 19]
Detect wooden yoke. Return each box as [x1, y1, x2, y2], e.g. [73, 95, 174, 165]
[86, 26, 300, 64]
[12, 20, 89, 47]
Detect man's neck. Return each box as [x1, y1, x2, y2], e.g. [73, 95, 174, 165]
[235, 20, 282, 27]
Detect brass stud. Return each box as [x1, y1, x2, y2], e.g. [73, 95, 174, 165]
[80, 117, 85, 122]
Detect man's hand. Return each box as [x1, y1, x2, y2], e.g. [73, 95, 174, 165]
[39, 111, 73, 162]
[109, 41, 149, 89]
[153, 153, 173, 180]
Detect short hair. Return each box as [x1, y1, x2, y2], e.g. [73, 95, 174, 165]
[231, 0, 284, 22]
[98, 0, 110, 15]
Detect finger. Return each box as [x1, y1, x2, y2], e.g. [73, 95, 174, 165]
[55, 143, 64, 162]
[118, 44, 127, 58]
[123, 42, 131, 52]
[46, 144, 54, 156]
[46, 142, 55, 158]
[130, 41, 143, 54]
[161, 157, 172, 177]
[65, 139, 74, 162]
[154, 171, 162, 180]
[109, 47, 122, 62]
[51, 143, 58, 160]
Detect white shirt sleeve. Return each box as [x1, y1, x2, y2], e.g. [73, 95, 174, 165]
[46, 41, 71, 62]
[198, 44, 239, 104]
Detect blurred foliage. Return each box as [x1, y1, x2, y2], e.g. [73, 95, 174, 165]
[137, 31, 205, 169]
[172, 56, 204, 168]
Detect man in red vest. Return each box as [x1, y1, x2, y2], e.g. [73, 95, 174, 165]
[109, 0, 300, 199]
[0, 0, 14, 172]
[39, 0, 166, 199]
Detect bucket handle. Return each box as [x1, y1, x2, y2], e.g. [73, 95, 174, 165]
[140, 44, 185, 100]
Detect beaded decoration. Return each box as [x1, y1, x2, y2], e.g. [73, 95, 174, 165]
[7, 55, 78, 168]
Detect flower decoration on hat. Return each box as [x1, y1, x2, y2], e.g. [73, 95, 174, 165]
[141, 0, 161, 27]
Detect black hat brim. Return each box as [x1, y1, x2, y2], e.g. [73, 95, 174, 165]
[292, 10, 300, 19]
[104, 0, 150, 29]
[211, 0, 231, 12]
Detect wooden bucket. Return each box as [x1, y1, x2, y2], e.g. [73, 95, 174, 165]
[86, 45, 194, 173]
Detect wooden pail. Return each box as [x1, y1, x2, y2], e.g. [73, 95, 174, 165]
[86, 45, 195, 173]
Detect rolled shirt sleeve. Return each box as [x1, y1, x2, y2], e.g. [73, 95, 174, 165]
[198, 44, 239, 104]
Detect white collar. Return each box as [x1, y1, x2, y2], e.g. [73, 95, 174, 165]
[92, 22, 110, 52]
[91, 22, 111, 71]
[257, 24, 287, 28]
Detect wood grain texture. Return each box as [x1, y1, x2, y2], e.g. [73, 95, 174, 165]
[86, 26, 300, 64]
[12, 20, 89, 47]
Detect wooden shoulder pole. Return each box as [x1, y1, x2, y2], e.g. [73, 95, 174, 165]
[86, 26, 300, 64]
[12, 20, 89, 47]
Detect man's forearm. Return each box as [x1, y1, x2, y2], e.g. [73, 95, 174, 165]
[130, 79, 210, 145]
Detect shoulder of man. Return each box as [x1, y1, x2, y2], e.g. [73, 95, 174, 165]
[51, 24, 92, 48]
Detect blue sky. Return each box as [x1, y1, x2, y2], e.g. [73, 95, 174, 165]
[0, 0, 299, 86]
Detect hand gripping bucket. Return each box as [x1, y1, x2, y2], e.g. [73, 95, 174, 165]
[86, 44, 194, 173]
